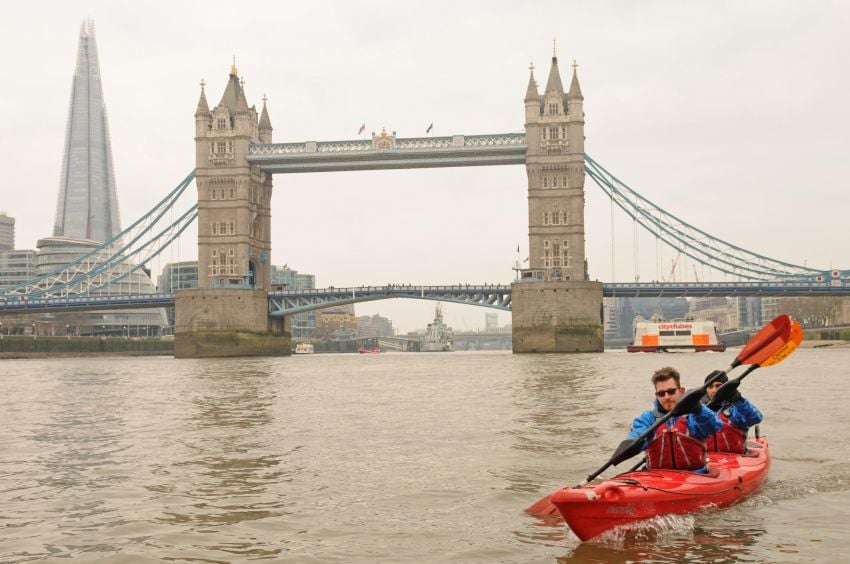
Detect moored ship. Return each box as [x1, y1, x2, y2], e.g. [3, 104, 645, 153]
[628, 317, 726, 353]
[421, 304, 454, 352]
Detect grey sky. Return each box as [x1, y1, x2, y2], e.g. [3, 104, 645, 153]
[2, 1, 848, 332]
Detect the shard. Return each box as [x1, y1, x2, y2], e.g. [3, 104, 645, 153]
[53, 19, 121, 243]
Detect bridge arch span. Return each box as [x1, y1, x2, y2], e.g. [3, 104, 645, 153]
[267, 285, 512, 317]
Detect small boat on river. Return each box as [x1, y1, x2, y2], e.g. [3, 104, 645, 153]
[628, 317, 726, 353]
[294, 342, 314, 354]
[528, 438, 770, 541]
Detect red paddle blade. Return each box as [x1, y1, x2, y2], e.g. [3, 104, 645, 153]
[735, 314, 791, 367]
[759, 320, 803, 367]
[525, 492, 561, 516]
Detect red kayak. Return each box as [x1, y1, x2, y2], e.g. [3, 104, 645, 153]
[529, 438, 770, 541]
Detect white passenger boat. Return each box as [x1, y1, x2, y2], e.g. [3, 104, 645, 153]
[294, 342, 314, 354]
[628, 318, 726, 352]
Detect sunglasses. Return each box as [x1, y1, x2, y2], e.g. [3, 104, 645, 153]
[655, 387, 680, 398]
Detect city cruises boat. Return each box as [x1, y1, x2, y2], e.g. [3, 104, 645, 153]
[358, 347, 381, 354]
[294, 342, 314, 354]
[528, 438, 770, 541]
[628, 318, 726, 353]
[421, 304, 454, 352]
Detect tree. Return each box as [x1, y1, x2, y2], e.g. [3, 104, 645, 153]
[779, 297, 847, 328]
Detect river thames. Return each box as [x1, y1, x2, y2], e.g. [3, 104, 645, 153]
[1, 349, 848, 562]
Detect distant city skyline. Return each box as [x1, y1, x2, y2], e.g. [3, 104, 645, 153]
[2, 2, 848, 332]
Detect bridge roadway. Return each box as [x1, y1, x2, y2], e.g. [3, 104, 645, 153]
[2, 280, 849, 315]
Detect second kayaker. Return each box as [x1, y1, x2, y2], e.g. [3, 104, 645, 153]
[703, 371, 764, 453]
[623, 366, 722, 472]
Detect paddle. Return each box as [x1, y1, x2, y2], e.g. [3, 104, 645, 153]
[525, 314, 794, 516]
[708, 320, 802, 409]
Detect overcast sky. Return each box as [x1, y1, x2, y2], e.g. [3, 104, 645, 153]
[2, 1, 848, 332]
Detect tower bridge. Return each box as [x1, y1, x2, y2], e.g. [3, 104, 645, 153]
[175, 52, 602, 357]
[3, 45, 847, 356]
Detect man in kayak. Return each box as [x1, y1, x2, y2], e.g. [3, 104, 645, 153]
[625, 367, 722, 472]
[703, 371, 763, 453]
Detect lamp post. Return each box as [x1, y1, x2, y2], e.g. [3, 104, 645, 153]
[0, 321, 3, 339]
[123, 326, 128, 339]
[66, 324, 71, 339]
[32, 322, 36, 339]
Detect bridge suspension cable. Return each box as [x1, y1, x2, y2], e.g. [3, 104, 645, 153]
[584, 155, 822, 281]
[1, 171, 197, 298]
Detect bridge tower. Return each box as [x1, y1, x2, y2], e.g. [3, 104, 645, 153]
[511, 53, 603, 352]
[174, 63, 288, 357]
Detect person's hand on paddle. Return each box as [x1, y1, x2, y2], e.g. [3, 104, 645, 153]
[709, 379, 743, 408]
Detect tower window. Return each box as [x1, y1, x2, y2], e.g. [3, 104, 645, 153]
[230, 187, 235, 199]
[549, 102, 558, 115]
[216, 142, 226, 154]
[211, 222, 218, 236]
[228, 221, 235, 235]
[542, 211, 549, 226]
[217, 118, 227, 129]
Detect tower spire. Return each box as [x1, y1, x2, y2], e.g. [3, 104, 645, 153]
[524, 62, 538, 102]
[259, 94, 273, 142]
[568, 59, 583, 100]
[544, 50, 564, 94]
[195, 78, 209, 116]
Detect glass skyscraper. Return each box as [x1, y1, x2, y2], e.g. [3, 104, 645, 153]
[53, 19, 121, 243]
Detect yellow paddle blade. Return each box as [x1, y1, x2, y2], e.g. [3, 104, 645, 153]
[759, 320, 803, 367]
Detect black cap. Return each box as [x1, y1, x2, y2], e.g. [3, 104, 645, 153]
[704, 370, 728, 385]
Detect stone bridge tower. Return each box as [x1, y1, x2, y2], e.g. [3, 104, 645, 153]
[194, 63, 273, 290]
[174, 63, 288, 357]
[511, 52, 603, 352]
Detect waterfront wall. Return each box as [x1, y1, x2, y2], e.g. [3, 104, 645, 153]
[0, 336, 173, 357]
[511, 280, 604, 353]
[174, 288, 290, 358]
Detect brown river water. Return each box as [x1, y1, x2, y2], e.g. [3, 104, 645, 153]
[1, 349, 848, 563]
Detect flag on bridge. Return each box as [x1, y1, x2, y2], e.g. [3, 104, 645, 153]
[358, 123, 366, 135]
[426, 122, 433, 134]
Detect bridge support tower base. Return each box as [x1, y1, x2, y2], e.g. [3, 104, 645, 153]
[511, 280, 604, 353]
[174, 288, 290, 358]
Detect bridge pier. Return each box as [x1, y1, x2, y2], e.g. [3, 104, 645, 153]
[511, 280, 603, 353]
[174, 288, 290, 358]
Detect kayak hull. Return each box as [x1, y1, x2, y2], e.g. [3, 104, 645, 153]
[547, 438, 770, 541]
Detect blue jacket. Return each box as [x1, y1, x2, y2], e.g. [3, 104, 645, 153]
[627, 399, 723, 449]
[717, 397, 763, 430]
